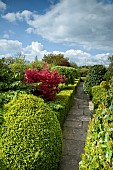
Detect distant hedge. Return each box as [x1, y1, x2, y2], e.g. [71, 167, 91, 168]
[84, 65, 106, 95]
[52, 66, 79, 85]
[1, 94, 62, 170]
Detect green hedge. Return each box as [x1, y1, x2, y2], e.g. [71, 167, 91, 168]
[47, 79, 80, 127]
[52, 66, 79, 85]
[79, 103, 113, 170]
[1, 94, 62, 170]
[91, 85, 107, 108]
[79, 79, 113, 170]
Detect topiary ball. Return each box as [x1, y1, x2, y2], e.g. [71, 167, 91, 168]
[1, 94, 62, 170]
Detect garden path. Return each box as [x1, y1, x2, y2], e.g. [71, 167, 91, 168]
[58, 82, 94, 170]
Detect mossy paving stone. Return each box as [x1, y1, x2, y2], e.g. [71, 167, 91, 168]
[58, 82, 94, 170]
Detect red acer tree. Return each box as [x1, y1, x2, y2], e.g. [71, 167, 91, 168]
[25, 64, 67, 100]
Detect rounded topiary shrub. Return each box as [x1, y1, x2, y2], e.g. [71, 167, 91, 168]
[1, 94, 62, 170]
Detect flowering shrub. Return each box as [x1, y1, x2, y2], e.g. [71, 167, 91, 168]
[25, 64, 67, 100]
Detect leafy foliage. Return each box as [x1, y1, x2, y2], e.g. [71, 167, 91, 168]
[28, 59, 44, 70]
[79, 78, 113, 170]
[0, 57, 27, 91]
[91, 85, 107, 108]
[42, 53, 70, 66]
[84, 65, 107, 95]
[0, 58, 14, 90]
[47, 79, 80, 127]
[25, 64, 66, 100]
[0, 90, 27, 125]
[1, 94, 62, 170]
[79, 104, 113, 170]
[52, 66, 79, 85]
[100, 81, 109, 90]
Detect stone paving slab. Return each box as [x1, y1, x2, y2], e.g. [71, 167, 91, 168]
[62, 139, 85, 160]
[58, 82, 94, 170]
[63, 127, 88, 141]
[63, 120, 82, 128]
[58, 156, 79, 170]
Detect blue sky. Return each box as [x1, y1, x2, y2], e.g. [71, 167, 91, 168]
[0, 0, 113, 66]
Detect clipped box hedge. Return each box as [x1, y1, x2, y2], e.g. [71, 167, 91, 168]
[79, 79, 113, 170]
[91, 85, 107, 108]
[79, 103, 113, 170]
[47, 79, 80, 127]
[0, 94, 62, 170]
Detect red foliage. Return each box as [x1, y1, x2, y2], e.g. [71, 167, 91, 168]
[25, 65, 67, 100]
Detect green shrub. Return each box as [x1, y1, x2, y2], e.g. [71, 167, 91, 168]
[79, 103, 113, 170]
[48, 85, 75, 127]
[92, 79, 113, 109]
[0, 90, 28, 127]
[47, 79, 80, 127]
[84, 65, 106, 95]
[1, 94, 62, 170]
[91, 85, 107, 108]
[0, 90, 27, 107]
[52, 66, 79, 85]
[79, 78, 113, 170]
[0, 58, 14, 91]
[80, 67, 89, 77]
[100, 81, 109, 90]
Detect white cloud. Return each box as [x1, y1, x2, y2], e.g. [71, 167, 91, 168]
[64, 49, 110, 66]
[0, 39, 22, 54]
[0, 39, 111, 66]
[2, 10, 32, 22]
[2, 0, 113, 51]
[0, 0, 6, 11]
[0, 40, 45, 60]
[22, 41, 46, 61]
[2, 13, 17, 22]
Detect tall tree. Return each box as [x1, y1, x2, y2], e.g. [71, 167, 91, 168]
[42, 53, 70, 66]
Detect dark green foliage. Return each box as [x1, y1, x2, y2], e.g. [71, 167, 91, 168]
[0, 57, 27, 91]
[0, 90, 27, 107]
[84, 65, 106, 95]
[52, 66, 79, 85]
[0, 58, 14, 90]
[1, 94, 62, 170]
